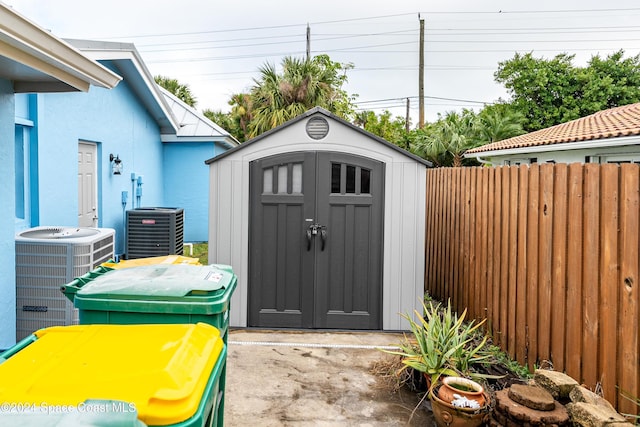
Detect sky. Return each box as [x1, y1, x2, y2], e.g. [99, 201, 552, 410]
[6, 0, 640, 126]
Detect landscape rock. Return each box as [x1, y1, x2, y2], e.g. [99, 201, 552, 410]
[570, 386, 617, 413]
[508, 384, 556, 411]
[534, 369, 579, 400]
[566, 402, 633, 427]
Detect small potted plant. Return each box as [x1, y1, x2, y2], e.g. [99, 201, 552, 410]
[384, 299, 496, 426]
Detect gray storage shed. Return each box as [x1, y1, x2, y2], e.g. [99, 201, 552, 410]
[206, 107, 430, 330]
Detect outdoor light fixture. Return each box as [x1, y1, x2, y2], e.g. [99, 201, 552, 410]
[110, 154, 123, 175]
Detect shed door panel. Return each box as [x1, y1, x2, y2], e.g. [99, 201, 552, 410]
[249, 153, 316, 328]
[315, 152, 384, 329]
[249, 151, 383, 329]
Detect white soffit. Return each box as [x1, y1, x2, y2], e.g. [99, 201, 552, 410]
[0, 3, 121, 92]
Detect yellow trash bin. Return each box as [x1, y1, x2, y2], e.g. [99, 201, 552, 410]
[0, 323, 226, 427]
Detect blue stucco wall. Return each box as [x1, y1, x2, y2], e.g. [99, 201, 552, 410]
[0, 78, 16, 348]
[34, 77, 165, 256]
[163, 141, 223, 242]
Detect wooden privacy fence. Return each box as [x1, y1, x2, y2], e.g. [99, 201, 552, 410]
[425, 163, 639, 413]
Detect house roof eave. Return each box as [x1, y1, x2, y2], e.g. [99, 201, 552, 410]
[0, 4, 121, 92]
[68, 39, 180, 134]
[465, 134, 640, 159]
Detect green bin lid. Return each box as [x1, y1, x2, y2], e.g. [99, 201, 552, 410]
[72, 264, 237, 314]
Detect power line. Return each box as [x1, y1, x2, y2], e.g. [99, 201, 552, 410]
[99, 7, 640, 41]
[357, 95, 491, 105]
[419, 7, 640, 14]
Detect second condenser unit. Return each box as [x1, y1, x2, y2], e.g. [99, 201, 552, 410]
[126, 207, 184, 259]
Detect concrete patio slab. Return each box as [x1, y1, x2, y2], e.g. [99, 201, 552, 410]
[225, 329, 433, 426]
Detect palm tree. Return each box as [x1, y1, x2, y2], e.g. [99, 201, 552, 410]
[476, 105, 526, 144]
[154, 75, 197, 107]
[437, 110, 479, 167]
[410, 128, 447, 167]
[248, 55, 354, 137]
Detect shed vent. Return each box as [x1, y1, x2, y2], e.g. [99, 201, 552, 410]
[126, 207, 184, 259]
[15, 227, 115, 340]
[306, 116, 329, 140]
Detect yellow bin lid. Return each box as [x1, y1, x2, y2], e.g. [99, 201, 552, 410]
[0, 323, 223, 426]
[102, 255, 201, 269]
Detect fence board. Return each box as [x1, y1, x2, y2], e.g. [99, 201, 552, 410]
[516, 166, 529, 364]
[566, 164, 584, 381]
[490, 168, 501, 340]
[599, 164, 619, 403]
[582, 164, 600, 387]
[538, 164, 554, 365]
[447, 170, 456, 309]
[480, 168, 490, 322]
[498, 167, 509, 348]
[434, 169, 444, 299]
[424, 170, 433, 293]
[526, 165, 540, 369]
[508, 167, 519, 358]
[618, 164, 640, 415]
[551, 164, 568, 371]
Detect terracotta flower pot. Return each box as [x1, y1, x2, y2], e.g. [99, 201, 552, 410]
[437, 377, 486, 409]
[430, 389, 489, 427]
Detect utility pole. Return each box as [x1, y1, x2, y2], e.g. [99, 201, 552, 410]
[306, 23, 311, 61]
[405, 97, 410, 132]
[419, 15, 425, 129]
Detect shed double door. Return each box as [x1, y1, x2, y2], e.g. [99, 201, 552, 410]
[249, 151, 384, 329]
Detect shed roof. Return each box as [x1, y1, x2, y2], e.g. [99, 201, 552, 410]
[467, 102, 640, 155]
[0, 4, 121, 93]
[205, 107, 432, 166]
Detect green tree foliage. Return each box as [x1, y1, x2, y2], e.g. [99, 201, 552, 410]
[354, 110, 409, 149]
[408, 107, 525, 167]
[495, 50, 640, 131]
[203, 93, 254, 143]
[154, 75, 197, 107]
[476, 104, 526, 143]
[203, 109, 235, 134]
[248, 55, 355, 137]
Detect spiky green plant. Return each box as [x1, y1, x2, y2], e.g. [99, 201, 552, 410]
[384, 299, 497, 396]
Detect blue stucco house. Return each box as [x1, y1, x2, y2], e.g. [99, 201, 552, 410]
[18, 39, 237, 253]
[5, 18, 236, 346]
[0, 4, 121, 348]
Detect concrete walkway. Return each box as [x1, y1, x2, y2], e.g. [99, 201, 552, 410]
[224, 329, 433, 426]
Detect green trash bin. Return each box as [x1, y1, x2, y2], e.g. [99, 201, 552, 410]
[61, 264, 237, 343]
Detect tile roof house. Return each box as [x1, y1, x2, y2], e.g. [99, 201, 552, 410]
[466, 103, 640, 165]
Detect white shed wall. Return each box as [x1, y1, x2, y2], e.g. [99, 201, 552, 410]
[209, 113, 426, 330]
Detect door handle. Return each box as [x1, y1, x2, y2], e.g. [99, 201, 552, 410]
[306, 223, 325, 251]
[320, 227, 327, 251]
